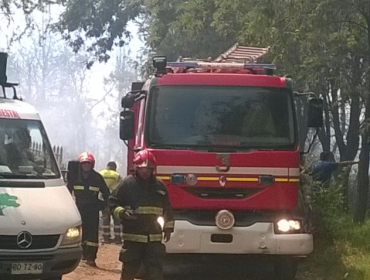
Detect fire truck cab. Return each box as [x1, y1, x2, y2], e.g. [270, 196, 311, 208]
[120, 45, 322, 280]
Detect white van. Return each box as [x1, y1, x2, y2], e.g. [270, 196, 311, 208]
[0, 53, 82, 280]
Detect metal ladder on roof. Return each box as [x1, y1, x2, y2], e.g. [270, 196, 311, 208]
[214, 43, 269, 63]
[177, 43, 269, 64]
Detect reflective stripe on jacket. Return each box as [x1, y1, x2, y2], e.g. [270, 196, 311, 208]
[67, 169, 110, 206]
[109, 174, 174, 243]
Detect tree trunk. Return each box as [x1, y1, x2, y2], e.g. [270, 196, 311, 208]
[353, 130, 369, 223]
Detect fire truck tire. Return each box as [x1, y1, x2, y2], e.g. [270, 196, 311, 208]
[273, 257, 298, 280]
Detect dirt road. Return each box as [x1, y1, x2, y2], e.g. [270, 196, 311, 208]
[63, 243, 122, 280]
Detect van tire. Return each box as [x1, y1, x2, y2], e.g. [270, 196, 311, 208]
[44, 277, 62, 280]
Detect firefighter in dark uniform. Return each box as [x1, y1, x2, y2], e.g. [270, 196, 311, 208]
[109, 149, 174, 280]
[67, 151, 110, 267]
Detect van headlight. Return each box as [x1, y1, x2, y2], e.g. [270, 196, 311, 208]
[275, 219, 301, 233]
[60, 226, 82, 246]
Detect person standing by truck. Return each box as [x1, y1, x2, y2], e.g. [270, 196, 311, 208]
[109, 149, 174, 280]
[99, 161, 122, 244]
[67, 151, 110, 267]
[311, 151, 359, 186]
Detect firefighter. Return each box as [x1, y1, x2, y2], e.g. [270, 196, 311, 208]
[99, 161, 122, 244]
[109, 149, 174, 280]
[67, 151, 110, 267]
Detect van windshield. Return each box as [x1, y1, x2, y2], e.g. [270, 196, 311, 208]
[0, 119, 60, 179]
[147, 85, 296, 151]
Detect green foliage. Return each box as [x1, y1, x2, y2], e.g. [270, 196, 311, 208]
[306, 177, 370, 279]
[315, 217, 370, 280]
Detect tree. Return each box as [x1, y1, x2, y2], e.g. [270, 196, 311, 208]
[0, 193, 20, 216]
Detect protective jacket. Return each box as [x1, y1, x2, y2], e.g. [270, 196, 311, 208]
[99, 169, 121, 192]
[67, 169, 110, 209]
[109, 174, 174, 243]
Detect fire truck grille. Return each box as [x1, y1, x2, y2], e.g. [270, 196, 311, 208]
[184, 187, 260, 199]
[0, 235, 60, 250]
[173, 209, 281, 227]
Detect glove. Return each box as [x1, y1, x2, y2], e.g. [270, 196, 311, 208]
[163, 231, 171, 243]
[119, 209, 137, 220]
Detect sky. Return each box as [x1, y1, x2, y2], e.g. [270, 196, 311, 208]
[0, 6, 144, 174]
[0, 7, 144, 123]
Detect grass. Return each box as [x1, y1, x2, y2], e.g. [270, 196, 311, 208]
[305, 189, 370, 280]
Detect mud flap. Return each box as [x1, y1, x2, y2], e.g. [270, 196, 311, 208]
[273, 256, 299, 280]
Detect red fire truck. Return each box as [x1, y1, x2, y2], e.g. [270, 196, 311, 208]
[119, 45, 322, 280]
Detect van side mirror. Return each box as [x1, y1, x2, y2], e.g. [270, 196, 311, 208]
[120, 110, 135, 140]
[66, 160, 79, 182]
[307, 97, 323, 128]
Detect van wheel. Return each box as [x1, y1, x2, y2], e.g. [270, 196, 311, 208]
[273, 257, 298, 280]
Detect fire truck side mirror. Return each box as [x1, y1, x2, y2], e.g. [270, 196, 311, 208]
[131, 81, 144, 91]
[0, 52, 8, 85]
[121, 94, 135, 108]
[307, 97, 323, 128]
[120, 110, 135, 140]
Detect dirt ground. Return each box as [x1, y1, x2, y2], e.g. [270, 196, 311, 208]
[63, 243, 122, 280]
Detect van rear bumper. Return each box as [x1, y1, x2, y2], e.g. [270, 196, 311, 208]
[0, 246, 82, 279]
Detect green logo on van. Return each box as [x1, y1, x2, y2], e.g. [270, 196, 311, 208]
[0, 193, 20, 215]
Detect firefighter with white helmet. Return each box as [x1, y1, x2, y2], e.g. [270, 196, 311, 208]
[109, 149, 174, 280]
[67, 151, 110, 267]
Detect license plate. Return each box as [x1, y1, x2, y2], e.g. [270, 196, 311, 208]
[11, 262, 43, 274]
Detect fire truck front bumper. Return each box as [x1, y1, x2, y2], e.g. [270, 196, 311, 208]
[165, 220, 313, 255]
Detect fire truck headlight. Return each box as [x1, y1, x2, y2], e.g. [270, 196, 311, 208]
[157, 216, 164, 230]
[60, 226, 82, 247]
[276, 219, 301, 233]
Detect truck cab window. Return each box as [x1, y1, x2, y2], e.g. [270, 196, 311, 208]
[147, 85, 296, 150]
[0, 119, 59, 178]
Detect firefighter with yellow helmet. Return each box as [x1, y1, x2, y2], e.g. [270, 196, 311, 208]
[99, 161, 122, 244]
[67, 151, 110, 267]
[109, 149, 174, 280]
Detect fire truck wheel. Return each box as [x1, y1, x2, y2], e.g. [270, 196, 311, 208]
[273, 257, 298, 280]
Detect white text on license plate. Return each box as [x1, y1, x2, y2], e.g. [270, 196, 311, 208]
[11, 262, 43, 274]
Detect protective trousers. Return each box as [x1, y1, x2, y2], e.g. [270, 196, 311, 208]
[102, 208, 122, 241]
[78, 204, 100, 261]
[120, 241, 165, 280]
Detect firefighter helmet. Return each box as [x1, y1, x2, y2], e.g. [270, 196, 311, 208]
[78, 151, 96, 167]
[133, 149, 156, 169]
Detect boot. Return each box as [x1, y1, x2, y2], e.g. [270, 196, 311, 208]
[103, 237, 114, 244]
[114, 237, 123, 244]
[86, 260, 97, 267]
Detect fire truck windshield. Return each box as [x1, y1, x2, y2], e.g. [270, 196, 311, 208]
[146, 85, 296, 150]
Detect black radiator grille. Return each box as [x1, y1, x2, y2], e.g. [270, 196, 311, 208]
[184, 187, 260, 199]
[0, 235, 60, 250]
